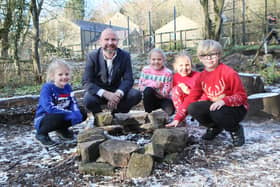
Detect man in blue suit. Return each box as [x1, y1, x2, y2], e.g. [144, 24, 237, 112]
[82, 28, 141, 114]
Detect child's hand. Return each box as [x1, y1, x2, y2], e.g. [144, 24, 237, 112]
[165, 120, 180, 127]
[154, 81, 163, 89]
[178, 83, 190, 94]
[209, 100, 225, 111]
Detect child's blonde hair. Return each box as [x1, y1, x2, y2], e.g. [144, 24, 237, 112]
[196, 40, 223, 56]
[173, 52, 192, 72]
[148, 48, 166, 62]
[46, 59, 71, 82]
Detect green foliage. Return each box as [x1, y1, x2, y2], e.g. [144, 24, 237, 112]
[0, 85, 41, 98]
[259, 62, 280, 84]
[223, 45, 259, 56]
[0, 80, 83, 98]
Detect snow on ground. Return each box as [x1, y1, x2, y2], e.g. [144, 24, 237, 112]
[1, 116, 280, 186]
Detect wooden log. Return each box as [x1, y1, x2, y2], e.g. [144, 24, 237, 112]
[248, 92, 280, 118]
[239, 73, 265, 95]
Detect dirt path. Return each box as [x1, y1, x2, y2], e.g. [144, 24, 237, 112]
[1, 116, 280, 186]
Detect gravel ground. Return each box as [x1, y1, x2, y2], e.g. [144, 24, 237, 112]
[1, 114, 280, 186]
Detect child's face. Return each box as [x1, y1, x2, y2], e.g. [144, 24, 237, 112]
[175, 56, 192, 76]
[198, 51, 220, 71]
[53, 67, 70, 88]
[150, 52, 164, 70]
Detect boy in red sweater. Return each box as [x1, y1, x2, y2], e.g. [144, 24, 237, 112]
[166, 40, 248, 147]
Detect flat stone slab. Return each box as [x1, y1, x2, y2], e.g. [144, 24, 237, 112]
[126, 153, 154, 178]
[99, 139, 139, 167]
[79, 162, 115, 176]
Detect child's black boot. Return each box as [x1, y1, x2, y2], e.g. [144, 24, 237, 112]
[202, 127, 223, 140]
[230, 125, 245, 147]
[35, 133, 56, 146]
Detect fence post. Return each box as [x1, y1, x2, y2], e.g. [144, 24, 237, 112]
[173, 6, 176, 50]
[242, 0, 246, 45]
[142, 30, 145, 53]
[160, 33, 162, 49]
[180, 30, 183, 49]
[231, 0, 236, 45]
[127, 16, 130, 52]
[149, 11, 152, 49]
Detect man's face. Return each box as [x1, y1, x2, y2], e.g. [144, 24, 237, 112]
[100, 30, 119, 54]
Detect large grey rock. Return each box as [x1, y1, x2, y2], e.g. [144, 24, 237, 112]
[140, 123, 154, 132]
[126, 153, 154, 178]
[78, 138, 105, 163]
[99, 139, 139, 167]
[77, 128, 105, 143]
[144, 142, 164, 159]
[148, 109, 168, 129]
[151, 127, 188, 154]
[114, 111, 148, 126]
[79, 162, 115, 176]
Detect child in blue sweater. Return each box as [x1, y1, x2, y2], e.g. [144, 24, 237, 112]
[34, 59, 87, 146]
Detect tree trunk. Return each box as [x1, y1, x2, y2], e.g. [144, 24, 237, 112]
[13, 0, 26, 76]
[200, 0, 211, 39]
[30, 0, 44, 83]
[0, 0, 14, 57]
[212, 0, 225, 41]
[200, 0, 224, 40]
[231, 0, 236, 45]
[0, 29, 9, 57]
[241, 0, 246, 45]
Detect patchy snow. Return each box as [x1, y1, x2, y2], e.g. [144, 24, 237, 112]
[265, 84, 280, 94]
[0, 95, 39, 101]
[239, 72, 261, 78]
[248, 92, 279, 99]
[1, 116, 280, 186]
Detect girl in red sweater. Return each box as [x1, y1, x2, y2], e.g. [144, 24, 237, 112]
[166, 40, 248, 147]
[171, 53, 201, 114]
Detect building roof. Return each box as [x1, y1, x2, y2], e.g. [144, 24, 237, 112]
[155, 15, 200, 34]
[73, 20, 127, 32]
[108, 12, 141, 32]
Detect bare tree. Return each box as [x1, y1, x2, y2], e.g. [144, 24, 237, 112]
[89, 0, 119, 23]
[213, 0, 225, 41]
[122, 0, 172, 31]
[200, 0, 211, 39]
[30, 0, 44, 82]
[12, 0, 27, 75]
[0, 0, 14, 57]
[200, 0, 225, 40]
